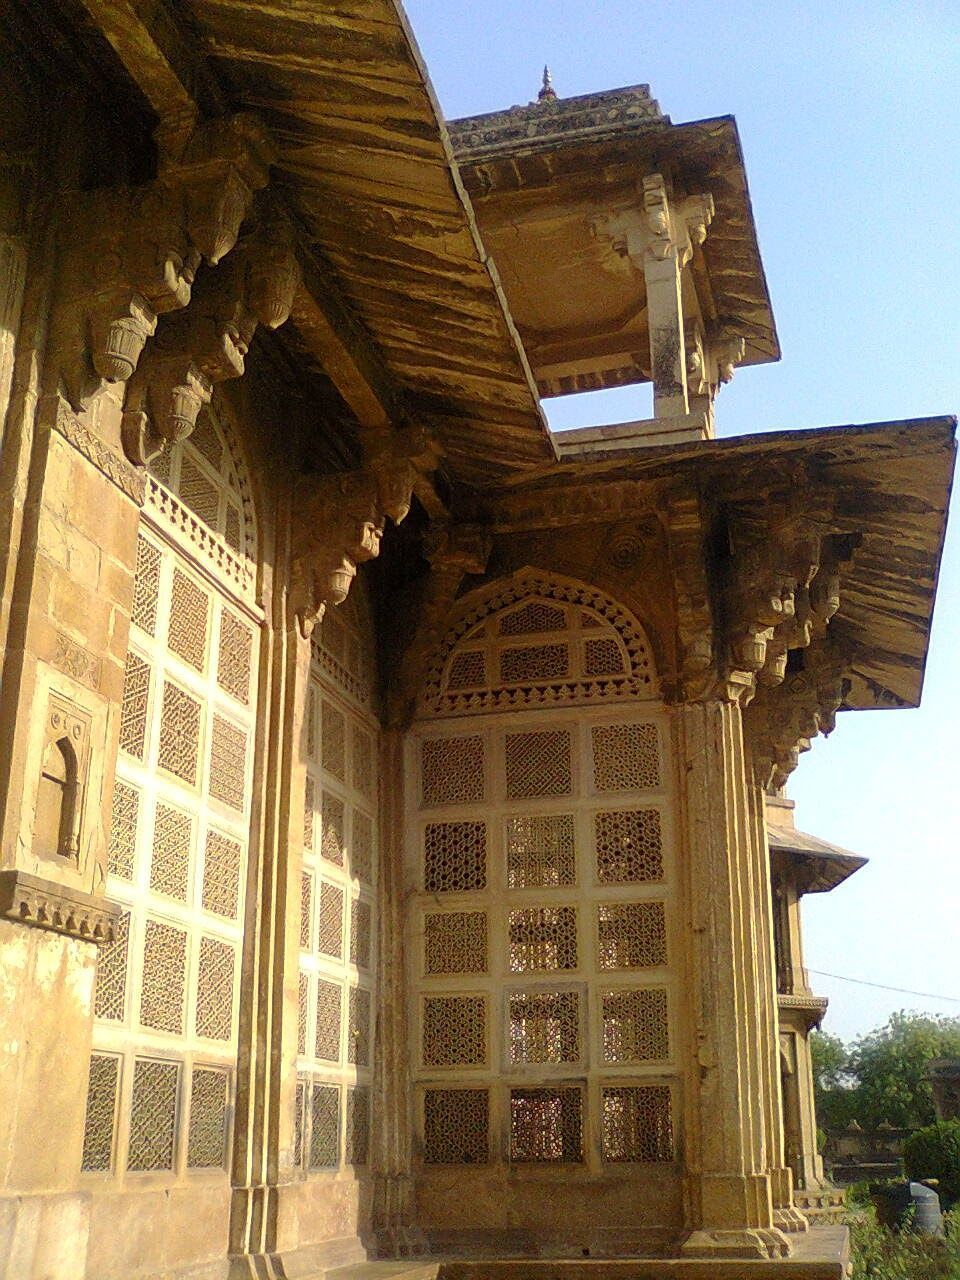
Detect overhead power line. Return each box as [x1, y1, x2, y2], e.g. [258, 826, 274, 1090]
[807, 969, 960, 1004]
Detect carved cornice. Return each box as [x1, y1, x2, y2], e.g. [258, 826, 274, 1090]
[0, 870, 120, 945]
[52, 401, 146, 505]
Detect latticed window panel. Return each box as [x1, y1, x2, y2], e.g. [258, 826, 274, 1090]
[187, 1067, 228, 1168]
[224, 503, 242, 553]
[583, 637, 624, 676]
[508, 906, 578, 973]
[422, 995, 486, 1067]
[421, 735, 485, 807]
[499, 601, 566, 636]
[178, 453, 220, 528]
[140, 918, 187, 1033]
[303, 774, 315, 850]
[157, 681, 201, 785]
[504, 729, 572, 799]
[94, 910, 130, 1021]
[298, 971, 308, 1056]
[318, 881, 344, 959]
[509, 990, 580, 1064]
[352, 809, 374, 883]
[208, 715, 247, 811]
[601, 988, 669, 1063]
[309, 1084, 340, 1168]
[594, 809, 664, 884]
[149, 803, 192, 901]
[294, 1079, 306, 1168]
[321, 701, 346, 781]
[186, 417, 223, 471]
[315, 980, 342, 1062]
[167, 569, 209, 672]
[424, 911, 487, 975]
[348, 986, 372, 1067]
[81, 1053, 119, 1172]
[320, 793, 345, 866]
[447, 649, 485, 690]
[217, 610, 253, 704]
[601, 1086, 674, 1163]
[195, 936, 236, 1041]
[423, 821, 486, 893]
[299, 872, 313, 950]
[506, 814, 576, 889]
[510, 1088, 583, 1163]
[352, 727, 375, 799]
[128, 1058, 179, 1172]
[346, 1086, 370, 1165]
[132, 535, 162, 635]
[591, 722, 661, 792]
[119, 652, 151, 759]
[499, 643, 569, 684]
[305, 686, 318, 761]
[423, 1088, 489, 1164]
[107, 781, 139, 881]
[350, 897, 372, 970]
[201, 830, 242, 919]
[597, 902, 667, 970]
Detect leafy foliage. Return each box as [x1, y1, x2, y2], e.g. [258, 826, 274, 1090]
[904, 1121, 960, 1208]
[848, 1207, 960, 1280]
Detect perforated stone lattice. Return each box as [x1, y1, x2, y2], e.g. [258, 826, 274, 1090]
[348, 987, 371, 1066]
[320, 793, 345, 866]
[500, 643, 569, 684]
[187, 1067, 227, 1168]
[346, 1086, 370, 1165]
[424, 821, 486, 893]
[217, 611, 252, 705]
[509, 990, 580, 1064]
[423, 1088, 489, 1164]
[119, 653, 150, 759]
[318, 881, 344, 959]
[505, 729, 572, 799]
[108, 782, 139, 881]
[132, 536, 161, 635]
[81, 1054, 119, 1172]
[128, 1058, 179, 1171]
[422, 995, 486, 1067]
[158, 682, 200, 785]
[601, 988, 669, 1062]
[594, 808, 663, 883]
[592, 722, 660, 792]
[601, 1085, 673, 1162]
[421, 735, 485, 807]
[424, 911, 487, 974]
[597, 902, 667, 969]
[508, 906, 578, 972]
[168, 570, 208, 672]
[510, 1087, 583, 1163]
[506, 814, 576, 888]
[315, 980, 341, 1062]
[149, 803, 192, 901]
[195, 936, 235, 1041]
[94, 915, 129, 1020]
[201, 831, 242, 919]
[350, 898, 372, 969]
[309, 1084, 340, 1168]
[140, 918, 187, 1033]
[208, 715, 246, 810]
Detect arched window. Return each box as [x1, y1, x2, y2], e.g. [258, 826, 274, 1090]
[81, 402, 260, 1183]
[34, 736, 78, 860]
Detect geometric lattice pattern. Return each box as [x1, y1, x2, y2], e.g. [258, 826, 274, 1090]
[500, 643, 569, 684]
[300, 873, 313, 950]
[348, 987, 371, 1067]
[195, 936, 235, 1041]
[351, 810, 374, 883]
[168, 570, 208, 672]
[601, 1085, 674, 1163]
[187, 1067, 228, 1168]
[352, 728, 375, 799]
[149, 803, 192, 901]
[309, 1084, 340, 1168]
[157, 682, 201, 786]
[201, 831, 242, 920]
[506, 814, 576, 889]
[321, 702, 346, 781]
[140, 919, 187, 1033]
[107, 782, 139, 881]
[447, 649, 485, 690]
[315, 980, 342, 1062]
[421, 736, 484, 807]
[350, 898, 372, 970]
[320, 793, 345, 867]
[422, 996, 486, 1067]
[217, 610, 252, 705]
[505, 729, 572, 799]
[132, 536, 161, 635]
[508, 906, 578, 972]
[584, 636, 625, 676]
[128, 1058, 179, 1171]
[81, 1053, 119, 1172]
[508, 990, 580, 1064]
[601, 988, 669, 1062]
[94, 911, 129, 1021]
[318, 881, 344, 959]
[346, 1086, 370, 1165]
[591, 722, 660, 792]
[510, 1088, 583, 1163]
[119, 653, 150, 759]
[208, 715, 246, 811]
[423, 1088, 488, 1164]
[424, 911, 487, 975]
[499, 601, 566, 636]
[597, 902, 667, 970]
[594, 809, 663, 883]
[424, 821, 486, 893]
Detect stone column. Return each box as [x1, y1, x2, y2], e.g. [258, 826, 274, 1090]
[676, 699, 791, 1259]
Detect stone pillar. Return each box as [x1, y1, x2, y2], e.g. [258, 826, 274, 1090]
[642, 245, 689, 419]
[676, 699, 791, 1259]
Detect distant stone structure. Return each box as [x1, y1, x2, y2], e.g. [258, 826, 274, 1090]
[0, 3, 954, 1279]
[929, 1059, 960, 1120]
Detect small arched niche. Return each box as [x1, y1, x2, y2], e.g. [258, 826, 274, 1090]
[35, 735, 79, 861]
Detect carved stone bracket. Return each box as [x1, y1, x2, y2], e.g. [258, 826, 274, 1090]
[53, 113, 273, 411]
[0, 869, 120, 945]
[662, 492, 715, 702]
[384, 522, 493, 728]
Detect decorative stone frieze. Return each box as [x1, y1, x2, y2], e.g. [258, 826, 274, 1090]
[52, 401, 146, 504]
[52, 113, 273, 411]
[0, 869, 120, 944]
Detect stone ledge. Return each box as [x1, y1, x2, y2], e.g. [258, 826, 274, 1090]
[0, 870, 121, 944]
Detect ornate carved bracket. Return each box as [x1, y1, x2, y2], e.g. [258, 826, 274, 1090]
[53, 113, 273, 411]
[384, 522, 493, 728]
[0, 869, 120, 945]
[663, 493, 715, 702]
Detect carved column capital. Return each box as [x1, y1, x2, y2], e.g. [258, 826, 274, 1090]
[367, 424, 442, 525]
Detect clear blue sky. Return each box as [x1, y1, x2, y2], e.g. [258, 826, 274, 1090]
[406, 0, 960, 1044]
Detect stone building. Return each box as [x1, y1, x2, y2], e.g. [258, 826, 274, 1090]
[0, 3, 953, 1279]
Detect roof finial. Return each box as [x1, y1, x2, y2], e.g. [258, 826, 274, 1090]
[538, 65, 557, 102]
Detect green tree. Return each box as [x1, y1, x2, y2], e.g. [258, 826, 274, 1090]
[811, 1029, 859, 1129]
[848, 1012, 960, 1130]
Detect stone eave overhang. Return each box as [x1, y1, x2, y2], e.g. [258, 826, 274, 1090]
[451, 92, 779, 372]
[475, 415, 956, 711]
[60, 0, 556, 489]
[769, 827, 868, 894]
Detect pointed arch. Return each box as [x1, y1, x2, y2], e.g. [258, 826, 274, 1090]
[419, 568, 659, 718]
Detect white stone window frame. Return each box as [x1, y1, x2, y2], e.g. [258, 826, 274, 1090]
[407, 704, 680, 1176]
